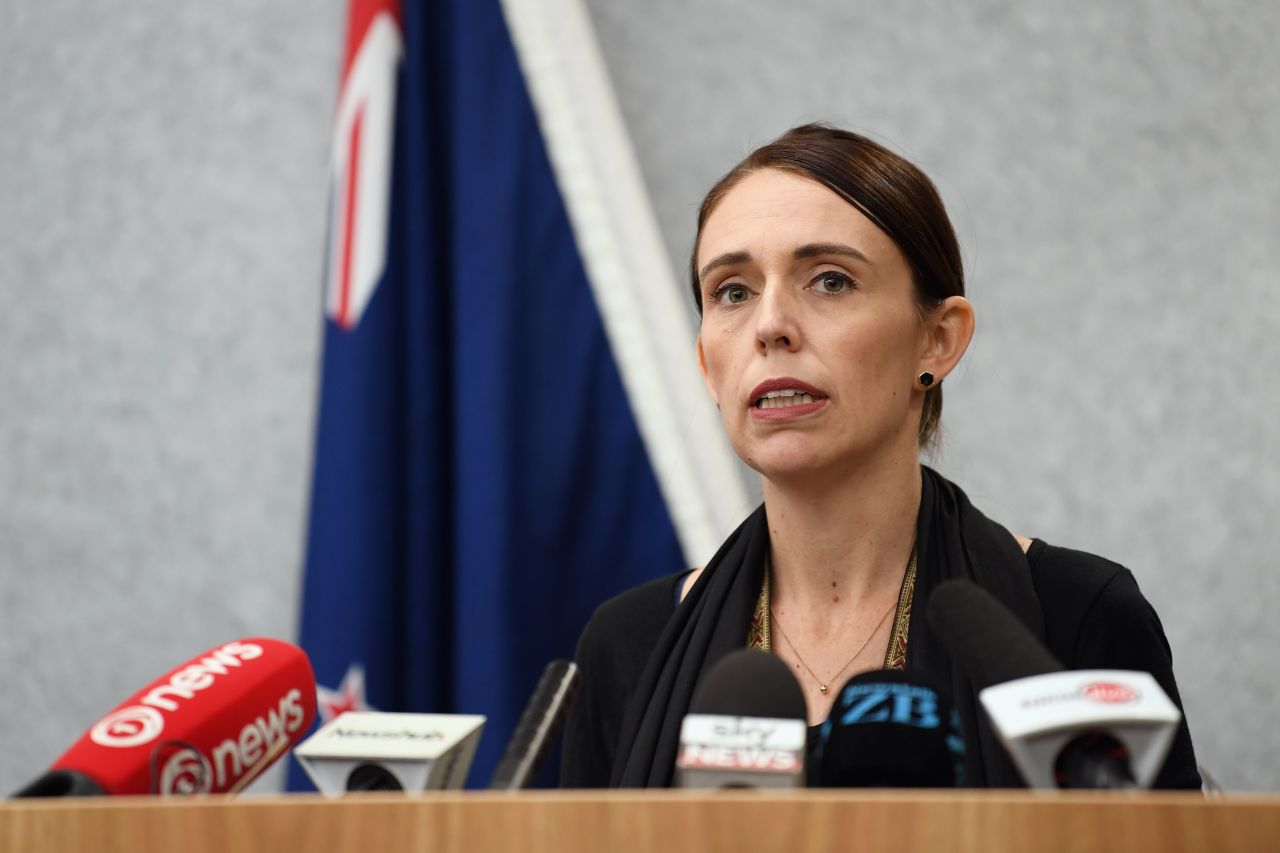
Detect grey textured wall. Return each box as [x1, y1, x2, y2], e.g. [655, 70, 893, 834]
[1, 0, 1276, 793]
[0, 1, 342, 792]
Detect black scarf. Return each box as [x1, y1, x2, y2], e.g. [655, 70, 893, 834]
[610, 466, 1044, 788]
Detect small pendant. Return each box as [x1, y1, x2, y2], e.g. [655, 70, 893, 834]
[819, 684, 829, 694]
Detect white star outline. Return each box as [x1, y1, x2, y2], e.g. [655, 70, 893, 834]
[316, 662, 377, 723]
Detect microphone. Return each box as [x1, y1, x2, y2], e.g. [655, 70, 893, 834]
[675, 649, 808, 789]
[13, 638, 316, 797]
[925, 579, 1063, 689]
[488, 660, 581, 790]
[926, 580, 1181, 789]
[293, 712, 486, 795]
[813, 670, 964, 788]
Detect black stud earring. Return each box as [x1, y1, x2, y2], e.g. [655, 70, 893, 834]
[918, 371, 935, 388]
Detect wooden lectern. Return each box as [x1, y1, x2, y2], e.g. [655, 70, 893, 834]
[2, 790, 1278, 853]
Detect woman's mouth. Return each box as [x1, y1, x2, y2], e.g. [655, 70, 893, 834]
[749, 382, 829, 421]
[756, 389, 820, 409]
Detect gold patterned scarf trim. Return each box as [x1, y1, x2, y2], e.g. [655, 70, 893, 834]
[748, 547, 917, 671]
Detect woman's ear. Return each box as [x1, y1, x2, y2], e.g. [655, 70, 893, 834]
[696, 335, 719, 407]
[919, 296, 975, 383]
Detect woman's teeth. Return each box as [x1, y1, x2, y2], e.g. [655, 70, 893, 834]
[757, 391, 817, 409]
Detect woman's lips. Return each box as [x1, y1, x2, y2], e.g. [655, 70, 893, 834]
[747, 378, 829, 422]
[748, 377, 827, 403]
[750, 397, 829, 421]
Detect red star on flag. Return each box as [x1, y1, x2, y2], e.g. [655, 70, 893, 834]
[316, 663, 375, 723]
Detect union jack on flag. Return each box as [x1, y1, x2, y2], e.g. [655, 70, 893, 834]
[323, 0, 402, 331]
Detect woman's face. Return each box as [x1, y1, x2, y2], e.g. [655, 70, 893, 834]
[695, 168, 930, 482]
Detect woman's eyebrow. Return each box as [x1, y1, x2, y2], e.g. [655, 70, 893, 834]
[792, 242, 874, 265]
[699, 243, 874, 283]
[698, 250, 752, 283]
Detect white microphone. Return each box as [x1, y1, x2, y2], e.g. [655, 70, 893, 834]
[294, 712, 485, 796]
[979, 670, 1180, 789]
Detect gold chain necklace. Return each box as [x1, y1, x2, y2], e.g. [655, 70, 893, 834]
[768, 547, 916, 695]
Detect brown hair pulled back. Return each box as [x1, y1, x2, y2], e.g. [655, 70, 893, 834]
[690, 123, 964, 449]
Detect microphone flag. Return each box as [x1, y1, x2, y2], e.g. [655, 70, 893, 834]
[292, 0, 688, 789]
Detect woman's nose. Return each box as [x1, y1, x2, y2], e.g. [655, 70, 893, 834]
[755, 285, 801, 354]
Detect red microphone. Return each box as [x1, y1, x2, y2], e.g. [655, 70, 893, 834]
[14, 638, 316, 797]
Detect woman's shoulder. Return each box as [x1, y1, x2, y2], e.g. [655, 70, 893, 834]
[1024, 539, 1172, 669]
[588, 570, 687, 628]
[562, 570, 690, 788]
[1026, 539, 1134, 600]
[1023, 538, 1201, 790]
[577, 570, 688, 665]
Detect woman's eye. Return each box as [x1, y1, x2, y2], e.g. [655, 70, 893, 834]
[814, 271, 855, 294]
[713, 283, 750, 305]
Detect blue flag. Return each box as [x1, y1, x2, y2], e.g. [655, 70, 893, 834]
[292, 0, 684, 789]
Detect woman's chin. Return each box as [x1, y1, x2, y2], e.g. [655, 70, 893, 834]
[736, 430, 912, 487]
[739, 444, 844, 484]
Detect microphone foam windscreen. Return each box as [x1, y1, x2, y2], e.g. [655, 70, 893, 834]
[925, 580, 1063, 689]
[48, 638, 316, 796]
[690, 649, 806, 720]
[815, 669, 963, 788]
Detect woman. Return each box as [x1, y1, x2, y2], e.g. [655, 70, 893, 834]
[560, 124, 1200, 789]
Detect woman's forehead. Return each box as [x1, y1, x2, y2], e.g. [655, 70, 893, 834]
[697, 168, 897, 267]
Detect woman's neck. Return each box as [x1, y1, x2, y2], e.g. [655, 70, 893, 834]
[762, 451, 921, 616]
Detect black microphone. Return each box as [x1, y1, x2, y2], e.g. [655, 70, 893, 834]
[676, 649, 808, 788]
[926, 580, 1180, 789]
[813, 669, 964, 787]
[925, 580, 1063, 688]
[488, 660, 581, 790]
[689, 648, 808, 718]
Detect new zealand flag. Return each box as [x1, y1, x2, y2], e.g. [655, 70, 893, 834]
[292, 0, 691, 788]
